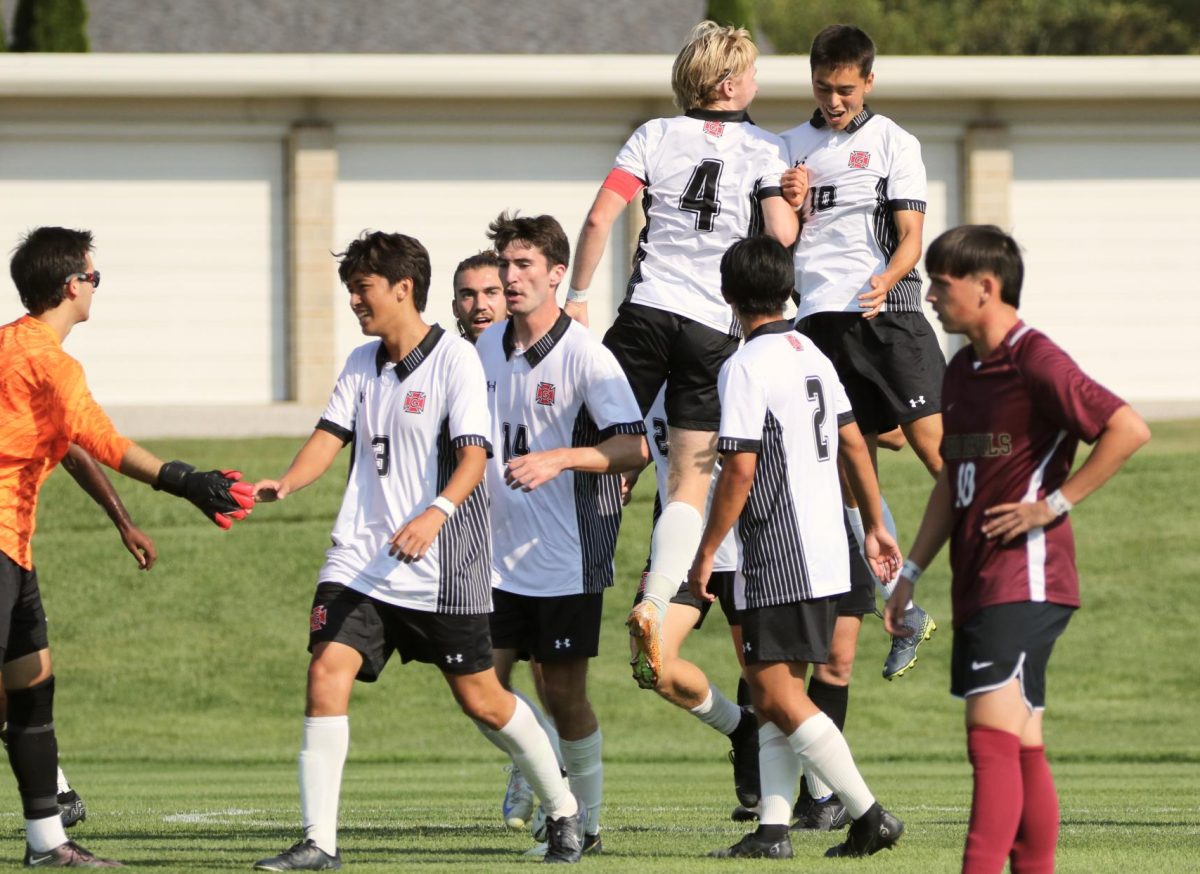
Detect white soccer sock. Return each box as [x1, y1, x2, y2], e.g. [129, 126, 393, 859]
[643, 502, 704, 614]
[495, 696, 577, 821]
[757, 723, 799, 827]
[55, 766, 70, 795]
[298, 715, 348, 856]
[806, 768, 835, 801]
[513, 688, 563, 769]
[787, 712, 875, 820]
[688, 685, 743, 736]
[25, 815, 68, 854]
[559, 730, 603, 836]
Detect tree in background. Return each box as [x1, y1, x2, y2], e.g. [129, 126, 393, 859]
[11, 0, 89, 52]
[757, 0, 1200, 55]
[707, 0, 757, 36]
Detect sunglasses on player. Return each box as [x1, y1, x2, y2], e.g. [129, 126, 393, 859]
[65, 271, 101, 289]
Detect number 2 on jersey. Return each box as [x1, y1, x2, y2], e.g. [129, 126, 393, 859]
[679, 159, 724, 231]
[805, 376, 831, 461]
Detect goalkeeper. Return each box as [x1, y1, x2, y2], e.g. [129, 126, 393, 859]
[0, 226, 255, 868]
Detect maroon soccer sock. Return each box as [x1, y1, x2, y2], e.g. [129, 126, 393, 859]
[1010, 744, 1058, 874]
[962, 726, 1023, 874]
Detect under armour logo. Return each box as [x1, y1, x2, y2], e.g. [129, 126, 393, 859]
[487, 381, 497, 393]
[444, 653, 464, 664]
[909, 395, 926, 408]
[554, 639, 571, 650]
[743, 641, 752, 652]
[359, 390, 365, 403]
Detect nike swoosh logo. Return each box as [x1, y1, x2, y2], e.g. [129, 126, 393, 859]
[971, 660, 994, 671]
[27, 853, 58, 865]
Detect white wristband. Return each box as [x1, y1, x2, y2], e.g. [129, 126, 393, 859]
[900, 559, 923, 586]
[1045, 489, 1072, 517]
[565, 286, 589, 303]
[429, 495, 456, 518]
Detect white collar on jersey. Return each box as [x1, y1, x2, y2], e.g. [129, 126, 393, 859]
[374, 323, 445, 381]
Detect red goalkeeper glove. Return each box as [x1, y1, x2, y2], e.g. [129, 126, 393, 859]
[154, 461, 255, 529]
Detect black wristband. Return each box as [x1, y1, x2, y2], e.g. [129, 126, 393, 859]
[154, 460, 195, 497]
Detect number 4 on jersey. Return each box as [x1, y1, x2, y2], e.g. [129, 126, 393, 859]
[679, 159, 724, 232]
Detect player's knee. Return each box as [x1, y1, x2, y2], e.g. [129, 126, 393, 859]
[5, 676, 54, 729]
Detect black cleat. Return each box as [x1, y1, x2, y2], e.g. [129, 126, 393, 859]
[23, 840, 121, 868]
[543, 797, 586, 864]
[791, 793, 849, 832]
[728, 707, 760, 808]
[253, 840, 341, 871]
[581, 832, 602, 855]
[709, 830, 793, 859]
[730, 804, 759, 822]
[824, 802, 904, 857]
[57, 791, 87, 829]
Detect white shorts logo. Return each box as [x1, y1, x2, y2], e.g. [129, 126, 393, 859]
[970, 660, 994, 671]
[554, 638, 571, 650]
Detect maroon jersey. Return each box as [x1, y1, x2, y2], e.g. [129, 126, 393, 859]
[941, 322, 1124, 627]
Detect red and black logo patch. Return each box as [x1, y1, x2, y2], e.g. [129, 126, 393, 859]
[703, 120, 726, 138]
[848, 150, 871, 169]
[787, 334, 804, 351]
[310, 605, 328, 633]
[404, 391, 426, 414]
[535, 382, 556, 406]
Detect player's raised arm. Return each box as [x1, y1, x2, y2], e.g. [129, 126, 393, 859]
[567, 178, 641, 326]
[61, 444, 156, 569]
[761, 192, 800, 247]
[252, 427, 347, 503]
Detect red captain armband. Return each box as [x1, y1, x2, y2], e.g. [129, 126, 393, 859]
[602, 168, 645, 203]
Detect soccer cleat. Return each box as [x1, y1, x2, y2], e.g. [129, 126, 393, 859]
[252, 839, 341, 871]
[626, 601, 663, 689]
[882, 605, 936, 680]
[57, 791, 87, 829]
[824, 802, 904, 857]
[709, 830, 794, 859]
[502, 764, 535, 829]
[542, 796, 586, 864]
[730, 804, 759, 822]
[790, 793, 849, 832]
[727, 707, 761, 808]
[581, 832, 602, 855]
[23, 840, 121, 868]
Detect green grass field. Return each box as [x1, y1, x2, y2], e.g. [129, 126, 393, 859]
[2, 420, 1197, 870]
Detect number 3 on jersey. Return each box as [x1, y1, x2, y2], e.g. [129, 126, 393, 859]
[679, 159, 724, 231]
[955, 461, 976, 508]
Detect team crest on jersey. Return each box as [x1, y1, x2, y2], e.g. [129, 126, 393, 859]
[848, 150, 871, 169]
[310, 605, 327, 632]
[535, 382, 556, 406]
[703, 120, 725, 138]
[404, 391, 426, 414]
[787, 335, 804, 351]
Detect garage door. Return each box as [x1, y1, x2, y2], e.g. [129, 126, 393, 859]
[1011, 128, 1200, 402]
[0, 131, 285, 404]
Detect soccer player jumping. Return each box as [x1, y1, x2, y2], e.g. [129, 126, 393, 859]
[885, 225, 1150, 874]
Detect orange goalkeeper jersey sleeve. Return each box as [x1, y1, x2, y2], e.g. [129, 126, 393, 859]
[0, 315, 133, 569]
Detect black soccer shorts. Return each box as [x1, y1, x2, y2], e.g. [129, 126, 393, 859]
[797, 311, 946, 436]
[603, 301, 738, 432]
[308, 582, 493, 680]
[489, 589, 604, 663]
[950, 601, 1074, 710]
[740, 596, 840, 666]
[0, 552, 50, 665]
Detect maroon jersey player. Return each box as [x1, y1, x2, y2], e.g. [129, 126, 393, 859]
[883, 225, 1150, 874]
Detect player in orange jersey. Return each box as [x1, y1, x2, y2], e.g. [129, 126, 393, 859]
[1, 226, 253, 867]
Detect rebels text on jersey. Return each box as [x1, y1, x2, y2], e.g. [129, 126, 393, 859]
[716, 321, 856, 608]
[615, 109, 789, 337]
[941, 322, 1124, 627]
[781, 108, 927, 319]
[477, 312, 645, 598]
[316, 326, 493, 615]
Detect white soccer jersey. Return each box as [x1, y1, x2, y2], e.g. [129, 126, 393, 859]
[780, 108, 927, 319]
[316, 325, 493, 615]
[645, 389, 737, 573]
[477, 312, 645, 598]
[717, 321, 855, 608]
[615, 109, 790, 337]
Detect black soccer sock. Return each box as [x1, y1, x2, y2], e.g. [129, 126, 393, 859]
[5, 677, 60, 820]
[807, 677, 849, 733]
[736, 675, 753, 708]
